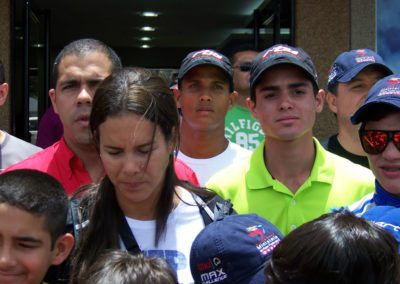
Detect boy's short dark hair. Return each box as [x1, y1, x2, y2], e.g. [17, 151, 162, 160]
[265, 210, 400, 284]
[52, 38, 122, 87]
[80, 250, 177, 284]
[0, 59, 5, 84]
[0, 169, 68, 247]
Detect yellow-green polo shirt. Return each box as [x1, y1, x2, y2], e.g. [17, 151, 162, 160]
[207, 138, 375, 235]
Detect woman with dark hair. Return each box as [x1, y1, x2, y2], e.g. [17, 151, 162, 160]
[265, 210, 400, 284]
[70, 67, 231, 283]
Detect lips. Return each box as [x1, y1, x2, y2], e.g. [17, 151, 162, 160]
[276, 116, 298, 122]
[197, 106, 213, 112]
[75, 113, 90, 127]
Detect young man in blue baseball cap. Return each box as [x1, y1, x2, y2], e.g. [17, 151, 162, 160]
[207, 44, 375, 235]
[348, 74, 400, 214]
[323, 49, 392, 168]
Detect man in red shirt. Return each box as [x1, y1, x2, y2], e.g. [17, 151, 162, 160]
[5, 39, 198, 194]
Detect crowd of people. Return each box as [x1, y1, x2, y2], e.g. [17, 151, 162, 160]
[0, 38, 399, 284]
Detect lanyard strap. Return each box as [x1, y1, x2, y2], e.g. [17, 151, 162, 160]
[116, 205, 141, 254]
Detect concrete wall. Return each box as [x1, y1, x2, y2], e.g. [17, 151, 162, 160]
[295, 0, 376, 140]
[0, 0, 10, 132]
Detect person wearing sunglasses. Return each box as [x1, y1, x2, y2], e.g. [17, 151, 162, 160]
[348, 74, 400, 215]
[224, 45, 264, 150]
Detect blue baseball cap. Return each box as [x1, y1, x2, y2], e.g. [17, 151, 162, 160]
[361, 205, 400, 253]
[250, 44, 318, 91]
[177, 49, 233, 92]
[327, 49, 392, 92]
[351, 74, 400, 124]
[190, 214, 283, 284]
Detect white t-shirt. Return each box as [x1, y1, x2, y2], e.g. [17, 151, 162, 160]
[178, 141, 251, 186]
[123, 187, 204, 284]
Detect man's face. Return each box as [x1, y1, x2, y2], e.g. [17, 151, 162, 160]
[248, 64, 323, 141]
[177, 65, 236, 132]
[0, 203, 68, 284]
[327, 66, 387, 129]
[49, 51, 112, 147]
[365, 112, 400, 196]
[232, 50, 258, 96]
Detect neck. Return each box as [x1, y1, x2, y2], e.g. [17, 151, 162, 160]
[235, 93, 248, 108]
[63, 136, 104, 183]
[264, 134, 315, 193]
[179, 123, 228, 158]
[0, 130, 5, 144]
[337, 124, 365, 156]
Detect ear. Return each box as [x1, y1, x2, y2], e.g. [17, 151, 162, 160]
[50, 233, 74, 265]
[49, 89, 59, 115]
[326, 91, 337, 114]
[0, 83, 9, 107]
[173, 89, 180, 108]
[246, 97, 257, 119]
[175, 89, 182, 109]
[228, 91, 238, 111]
[315, 89, 325, 113]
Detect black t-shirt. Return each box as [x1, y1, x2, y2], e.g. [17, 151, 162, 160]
[321, 134, 370, 169]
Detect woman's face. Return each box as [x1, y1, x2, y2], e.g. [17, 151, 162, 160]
[98, 112, 174, 218]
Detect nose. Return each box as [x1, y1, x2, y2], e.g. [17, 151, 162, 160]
[199, 90, 212, 102]
[122, 154, 145, 176]
[0, 246, 17, 270]
[76, 87, 93, 105]
[381, 141, 400, 160]
[279, 93, 293, 110]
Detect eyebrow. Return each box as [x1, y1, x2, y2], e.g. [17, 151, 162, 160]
[259, 82, 308, 92]
[15, 236, 43, 244]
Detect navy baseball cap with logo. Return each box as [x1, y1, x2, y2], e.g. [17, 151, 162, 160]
[177, 49, 234, 91]
[190, 214, 283, 284]
[351, 74, 400, 124]
[250, 44, 318, 91]
[327, 49, 392, 92]
[362, 205, 400, 253]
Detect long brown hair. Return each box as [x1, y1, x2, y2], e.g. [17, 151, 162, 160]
[70, 67, 183, 283]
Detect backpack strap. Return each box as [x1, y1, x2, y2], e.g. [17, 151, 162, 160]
[116, 205, 142, 254]
[191, 192, 235, 225]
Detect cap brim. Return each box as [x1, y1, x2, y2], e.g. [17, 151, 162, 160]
[247, 266, 267, 284]
[351, 101, 400, 124]
[251, 59, 318, 89]
[338, 63, 393, 83]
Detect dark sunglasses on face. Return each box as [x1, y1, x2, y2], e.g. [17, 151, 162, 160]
[359, 128, 400, 154]
[234, 62, 252, 72]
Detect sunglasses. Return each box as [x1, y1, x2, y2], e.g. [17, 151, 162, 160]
[234, 62, 252, 72]
[359, 128, 400, 154]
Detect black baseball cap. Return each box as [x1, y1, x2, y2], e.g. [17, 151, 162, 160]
[178, 49, 234, 92]
[250, 44, 318, 91]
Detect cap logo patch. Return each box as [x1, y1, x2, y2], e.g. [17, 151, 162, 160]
[191, 50, 223, 61]
[200, 268, 227, 284]
[328, 64, 339, 83]
[261, 45, 301, 62]
[378, 77, 400, 96]
[356, 49, 367, 55]
[247, 225, 281, 256]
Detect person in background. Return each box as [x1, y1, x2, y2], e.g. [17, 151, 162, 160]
[176, 49, 251, 186]
[0, 59, 41, 171]
[265, 210, 400, 284]
[207, 44, 374, 235]
[322, 49, 392, 168]
[225, 44, 264, 150]
[36, 105, 63, 149]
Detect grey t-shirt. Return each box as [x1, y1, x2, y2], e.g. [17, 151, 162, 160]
[0, 132, 42, 171]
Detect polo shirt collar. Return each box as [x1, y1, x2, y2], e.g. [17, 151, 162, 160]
[246, 138, 334, 190]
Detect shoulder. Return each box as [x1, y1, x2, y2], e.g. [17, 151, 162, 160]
[226, 141, 252, 157]
[3, 140, 62, 172]
[4, 133, 42, 153]
[347, 193, 375, 215]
